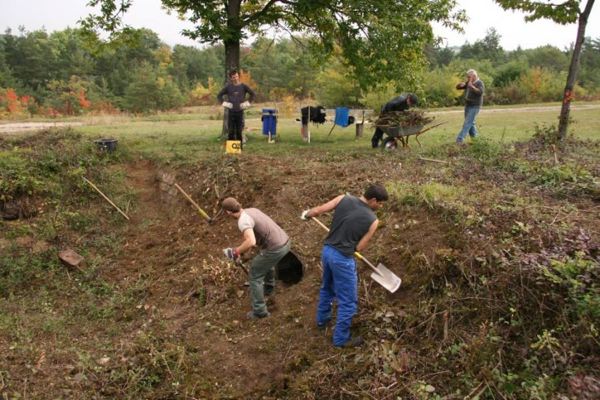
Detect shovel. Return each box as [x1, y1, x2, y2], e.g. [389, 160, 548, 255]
[174, 183, 213, 223]
[310, 216, 401, 293]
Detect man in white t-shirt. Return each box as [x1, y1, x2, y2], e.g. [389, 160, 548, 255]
[222, 197, 291, 319]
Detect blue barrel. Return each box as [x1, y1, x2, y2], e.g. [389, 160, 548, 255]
[261, 108, 277, 136]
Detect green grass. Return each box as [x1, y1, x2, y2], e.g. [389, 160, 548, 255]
[69, 102, 600, 163]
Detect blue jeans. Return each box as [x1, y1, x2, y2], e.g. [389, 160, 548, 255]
[456, 105, 480, 143]
[317, 245, 358, 346]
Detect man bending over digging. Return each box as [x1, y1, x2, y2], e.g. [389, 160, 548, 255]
[222, 197, 291, 319]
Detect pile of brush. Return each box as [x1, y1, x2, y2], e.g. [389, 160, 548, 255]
[372, 109, 434, 129]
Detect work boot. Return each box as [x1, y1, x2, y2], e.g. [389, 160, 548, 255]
[264, 285, 275, 297]
[337, 336, 364, 348]
[246, 311, 270, 320]
[317, 320, 331, 331]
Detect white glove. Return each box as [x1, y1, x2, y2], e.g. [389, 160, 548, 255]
[223, 247, 240, 261]
[241, 101, 251, 110]
[222, 102, 233, 109]
[300, 209, 311, 221]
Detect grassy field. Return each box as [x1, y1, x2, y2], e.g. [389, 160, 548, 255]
[67, 102, 600, 161]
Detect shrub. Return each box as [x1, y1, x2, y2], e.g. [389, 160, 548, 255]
[0, 150, 42, 201]
[422, 67, 462, 107]
[45, 76, 94, 116]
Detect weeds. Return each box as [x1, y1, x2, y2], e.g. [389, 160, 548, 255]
[465, 136, 504, 163]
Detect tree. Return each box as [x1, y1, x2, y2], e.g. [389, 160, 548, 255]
[495, 0, 596, 141]
[123, 62, 184, 112]
[171, 44, 223, 90]
[523, 45, 570, 72]
[83, 0, 465, 89]
[425, 43, 456, 68]
[458, 28, 505, 61]
[579, 37, 600, 90]
[2, 28, 58, 95]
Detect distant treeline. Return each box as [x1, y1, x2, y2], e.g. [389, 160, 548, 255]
[1, 26, 599, 117]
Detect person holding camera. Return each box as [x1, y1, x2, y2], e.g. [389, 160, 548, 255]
[217, 70, 256, 146]
[456, 69, 485, 145]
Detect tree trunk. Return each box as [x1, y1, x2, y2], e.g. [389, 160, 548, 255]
[224, 0, 241, 79]
[558, 0, 595, 141]
[221, 0, 242, 138]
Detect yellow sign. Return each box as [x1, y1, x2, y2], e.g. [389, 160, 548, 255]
[225, 140, 242, 154]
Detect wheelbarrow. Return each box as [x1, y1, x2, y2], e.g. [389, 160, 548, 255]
[380, 122, 443, 149]
[381, 124, 424, 149]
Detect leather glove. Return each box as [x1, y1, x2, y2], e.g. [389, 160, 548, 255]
[300, 209, 311, 221]
[241, 101, 251, 110]
[223, 247, 240, 261]
[222, 102, 233, 109]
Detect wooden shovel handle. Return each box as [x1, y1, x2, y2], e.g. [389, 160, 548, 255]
[174, 183, 212, 222]
[83, 177, 130, 220]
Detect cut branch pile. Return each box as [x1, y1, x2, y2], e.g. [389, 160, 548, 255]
[372, 109, 435, 129]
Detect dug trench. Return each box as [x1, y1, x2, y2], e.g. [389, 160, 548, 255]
[103, 156, 456, 398]
[2, 135, 599, 398]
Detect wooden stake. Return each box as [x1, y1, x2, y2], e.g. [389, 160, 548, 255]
[83, 177, 130, 220]
[418, 156, 449, 164]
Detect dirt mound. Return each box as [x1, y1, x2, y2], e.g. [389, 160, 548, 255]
[58, 154, 456, 398]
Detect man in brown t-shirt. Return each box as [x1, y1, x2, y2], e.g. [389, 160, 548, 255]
[222, 197, 290, 319]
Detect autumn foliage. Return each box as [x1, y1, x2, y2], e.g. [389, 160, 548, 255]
[0, 89, 37, 118]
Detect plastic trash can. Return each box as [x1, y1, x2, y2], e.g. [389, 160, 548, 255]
[261, 109, 277, 137]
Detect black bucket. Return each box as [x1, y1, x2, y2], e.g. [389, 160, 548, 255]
[275, 251, 304, 285]
[94, 138, 118, 152]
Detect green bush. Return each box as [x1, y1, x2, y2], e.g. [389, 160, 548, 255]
[360, 81, 398, 112]
[465, 137, 504, 163]
[422, 67, 462, 107]
[0, 149, 42, 201]
[542, 252, 600, 321]
[314, 59, 361, 107]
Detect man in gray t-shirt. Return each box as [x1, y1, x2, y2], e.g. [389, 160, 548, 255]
[222, 197, 290, 319]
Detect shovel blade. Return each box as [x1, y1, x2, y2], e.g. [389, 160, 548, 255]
[370, 263, 401, 293]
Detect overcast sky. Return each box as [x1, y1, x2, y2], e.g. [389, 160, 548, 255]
[1, 0, 599, 50]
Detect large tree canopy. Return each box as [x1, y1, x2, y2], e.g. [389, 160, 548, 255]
[83, 0, 465, 89]
[495, 0, 596, 140]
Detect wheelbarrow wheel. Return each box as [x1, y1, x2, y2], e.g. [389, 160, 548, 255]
[383, 137, 398, 150]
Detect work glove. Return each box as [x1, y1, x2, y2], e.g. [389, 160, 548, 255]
[241, 101, 251, 110]
[222, 101, 233, 109]
[223, 247, 240, 262]
[300, 209, 311, 221]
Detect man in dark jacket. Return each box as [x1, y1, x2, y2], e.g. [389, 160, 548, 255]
[371, 93, 418, 148]
[217, 70, 256, 146]
[301, 184, 388, 347]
